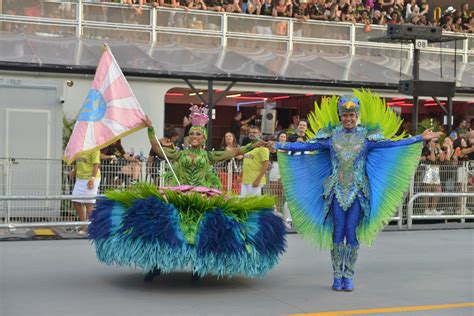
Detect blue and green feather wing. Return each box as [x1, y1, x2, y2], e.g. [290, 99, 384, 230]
[278, 151, 333, 249]
[359, 142, 422, 245]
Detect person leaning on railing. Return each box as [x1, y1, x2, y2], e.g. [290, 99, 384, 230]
[146, 129, 179, 186]
[100, 140, 142, 188]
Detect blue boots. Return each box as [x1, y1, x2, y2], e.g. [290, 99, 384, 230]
[332, 278, 343, 291]
[331, 243, 344, 291]
[342, 244, 358, 291]
[331, 243, 358, 292]
[342, 277, 353, 291]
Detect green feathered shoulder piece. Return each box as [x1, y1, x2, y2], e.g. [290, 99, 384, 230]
[306, 95, 340, 139]
[306, 89, 407, 141]
[355, 89, 406, 141]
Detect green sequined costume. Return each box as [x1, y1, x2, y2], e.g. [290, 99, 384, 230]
[148, 127, 254, 189]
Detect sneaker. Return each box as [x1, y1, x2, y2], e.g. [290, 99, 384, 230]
[432, 209, 445, 215]
[465, 209, 473, 215]
[424, 209, 435, 215]
[78, 229, 87, 236]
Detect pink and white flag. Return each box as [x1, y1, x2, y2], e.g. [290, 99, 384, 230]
[64, 44, 146, 164]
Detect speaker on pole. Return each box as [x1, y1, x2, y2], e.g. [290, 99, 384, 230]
[261, 109, 276, 135]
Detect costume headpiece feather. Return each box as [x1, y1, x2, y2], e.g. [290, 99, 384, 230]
[189, 104, 209, 127]
[338, 96, 360, 116]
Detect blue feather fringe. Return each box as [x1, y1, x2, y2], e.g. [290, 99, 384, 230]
[193, 209, 247, 277]
[90, 198, 287, 278]
[121, 196, 186, 248]
[241, 210, 287, 277]
[89, 198, 125, 239]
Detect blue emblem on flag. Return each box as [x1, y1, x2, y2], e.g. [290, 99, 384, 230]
[78, 89, 107, 122]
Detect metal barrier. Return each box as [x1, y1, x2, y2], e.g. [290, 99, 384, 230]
[407, 161, 472, 218]
[0, 156, 403, 230]
[407, 192, 474, 229]
[0, 195, 97, 229]
[0, 1, 472, 62]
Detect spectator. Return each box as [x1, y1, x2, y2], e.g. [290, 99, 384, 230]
[292, 0, 309, 20]
[358, 10, 371, 24]
[226, 0, 243, 13]
[464, 16, 474, 33]
[182, 114, 192, 148]
[333, 0, 349, 21]
[288, 120, 309, 142]
[205, 0, 225, 12]
[469, 118, 474, 132]
[272, 0, 292, 17]
[404, 0, 417, 20]
[100, 140, 142, 188]
[231, 111, 255, 145]
[439, 6, 455, 27]
[453, 16, 463, 32]
[256, 0, 273, 16]
[147, 130, 179, 185]
[123, 0, 144, 15]
[456, 119, 467, 137]
[219, 131, 243, 194]
[421, 138, 445, 215]
[241, 126, 270, 196]
[453, 132, 474, 214]
[308, 0, 328, 20]
[442, 15, 454, 31]
[159, 0, 179, 8]
[388, 11, 402, 24]
[269, 131, 290, 225]
[460, 3, 470, 25]
[374, 0, 394, 13]
[70, 150, 101, 235]
[453, 132, 474, 161]
[341, 4, 356, 23]
[392, 0, 404, 16]
[220, 131, 243, 159]
[246, 1, 257, 14]
[418, 0, 429, 16]
[372, 10, 387, 25]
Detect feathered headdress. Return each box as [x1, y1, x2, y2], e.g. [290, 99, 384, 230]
[338, 96, 360, 116]
[189, 104, 209, 127]
[307, 89, 406, 140]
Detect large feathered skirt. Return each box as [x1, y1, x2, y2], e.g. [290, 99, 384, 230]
[88, 184, 287, 278]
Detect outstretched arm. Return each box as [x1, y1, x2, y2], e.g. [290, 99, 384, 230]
[368, 130, 443, 150]
[209, 141, 264, 163]
[368, 135, 423, 150]
[274, 139, 331, 152]
[144, 117, 180, 161]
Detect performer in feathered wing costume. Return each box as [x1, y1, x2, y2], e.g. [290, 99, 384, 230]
[274, 90, 441, 291]
[88, 105, 286, 281]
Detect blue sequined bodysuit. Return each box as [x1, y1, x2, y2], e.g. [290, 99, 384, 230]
[279, 125, 422, 217]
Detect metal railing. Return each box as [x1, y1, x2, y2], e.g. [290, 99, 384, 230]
[0, 195, 95, 229]
[0, 1, 472, 62]
[407, 192, 474, 229]
[0, 156, 429, 230]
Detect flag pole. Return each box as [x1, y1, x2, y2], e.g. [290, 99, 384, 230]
[154, 135, 181, 186]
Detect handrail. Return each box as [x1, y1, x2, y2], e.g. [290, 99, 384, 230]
[0, 195, 101, 230]
[1, 2, 472, 55]
[407, 192, 474, 229]
[0, 193, 403, 230]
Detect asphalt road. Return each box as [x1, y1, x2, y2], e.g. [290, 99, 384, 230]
[0, 230, 473, 316]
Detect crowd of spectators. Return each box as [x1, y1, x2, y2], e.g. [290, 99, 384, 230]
[123, 0, 473, 32]
[418, 118, 474, 215]
[4, 0, 473, 40]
